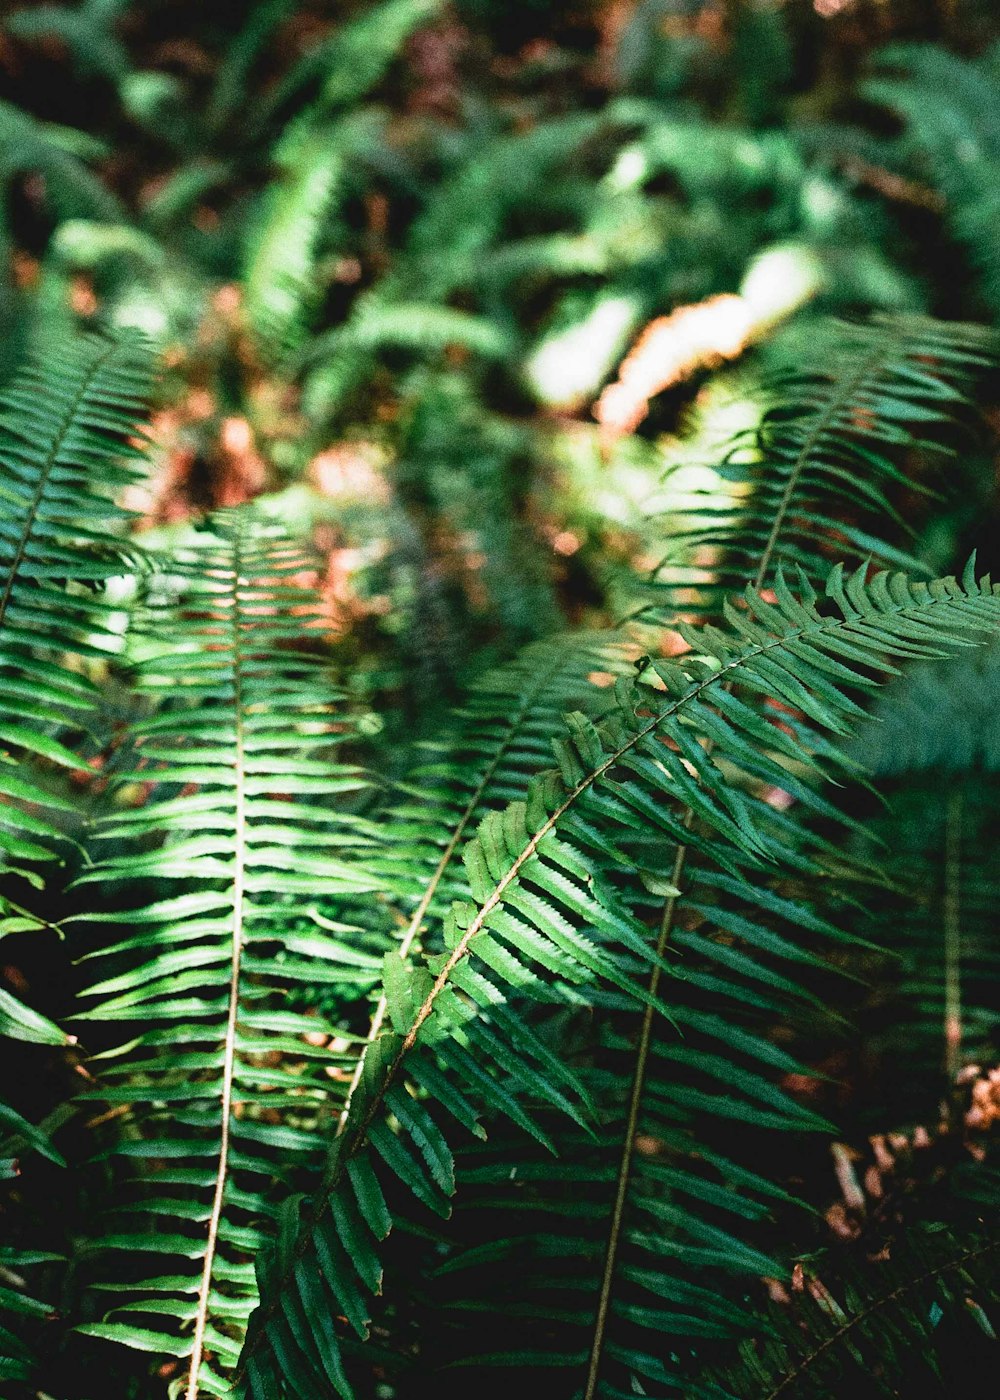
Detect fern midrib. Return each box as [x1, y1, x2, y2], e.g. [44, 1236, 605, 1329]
[0, 343, 116, 635]
[753, 342, 889, 587]
[762, 1236, 1000, 1399]
[335, 647, 581, 1135]
[582, 342, 899, 1397]
[186, 547, 248, 1400]
[238, 592, 969, 1378]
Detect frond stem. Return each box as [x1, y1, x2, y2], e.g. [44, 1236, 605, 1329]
[238, 589, 986, 1379]
[186, 541, 248, 1400]
[335, 649, 583, 1134]
[762, 1237, 1000, 1399]
[581, 393, 885, 1389]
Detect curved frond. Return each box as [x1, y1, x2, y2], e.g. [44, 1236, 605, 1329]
[238, 561, 1000, 1398]
[646, 315, 997, 622]
[337, 631, 630, 1127]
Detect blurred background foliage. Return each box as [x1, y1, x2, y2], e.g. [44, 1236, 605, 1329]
[4, 1, 1000, 1397]
[3, 0, 1000, 723]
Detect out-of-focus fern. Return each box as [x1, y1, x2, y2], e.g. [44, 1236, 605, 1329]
[849, 645, 1000, 1097]
[864, 43, 1000, 315]
[699, 1227, 1000, 1400]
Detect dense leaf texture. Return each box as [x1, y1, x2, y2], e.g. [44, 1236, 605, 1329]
[238, 562, 1000, 1397]
[0, 329, 154, 1374]
[646, 316, 997, 620]
[71, 516, 381, 1398]
[701, 1229, 1000, 1400]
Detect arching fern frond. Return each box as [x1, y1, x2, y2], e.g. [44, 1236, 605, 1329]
[238, 562, 1000, 1398]
[645, 315, 997, 622]
[338, 632, 630, 1127]
[70, 514, 383, 1399]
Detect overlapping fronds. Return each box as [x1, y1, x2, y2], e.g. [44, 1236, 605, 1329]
[237, 561, 1000, 1397]
[244, 0, 444, 367]
[70, 515, 384, 1399]
[336, 632, 630, 1123]
[300, 111, 605, 423]
[645, 316, 997, 622]
[378, 632, 631, 925]
[699, 1228, 1000, 1400]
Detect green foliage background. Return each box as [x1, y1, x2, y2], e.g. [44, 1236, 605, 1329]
[2, 2, 1000, 1398]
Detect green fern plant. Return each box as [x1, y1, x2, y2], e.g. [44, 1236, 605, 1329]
[5, 13, 1000, 1396]
[700, 1227, 1000, 1400]
[644, 315, 998, 622]
[863, 43, 1000, 316]
[0, 330, 154, 1040]
[0, 328, 155, 1382]
[847, 645, 1000, 1101]
[236, 558, 1000, 1398]
[68, 514, 386, 1398]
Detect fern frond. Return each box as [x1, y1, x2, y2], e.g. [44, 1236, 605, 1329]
[70, 513, 383, 1399]
[701, 1227, 1000, 1399]
[864, 43, 1000, 315]
[245, 114, 374, 368]
[646, 315, 997, 621]
[264, 0, 441, 130]
[301, 111, 605, 423]
[238, 562, 1000, 1398]
[0, 329, 153, 1035]
[340, 632, 630, 1123]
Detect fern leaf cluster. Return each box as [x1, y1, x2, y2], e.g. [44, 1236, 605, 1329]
[4, 7, 1000, 1399]
[69, 517, 384, 1396]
